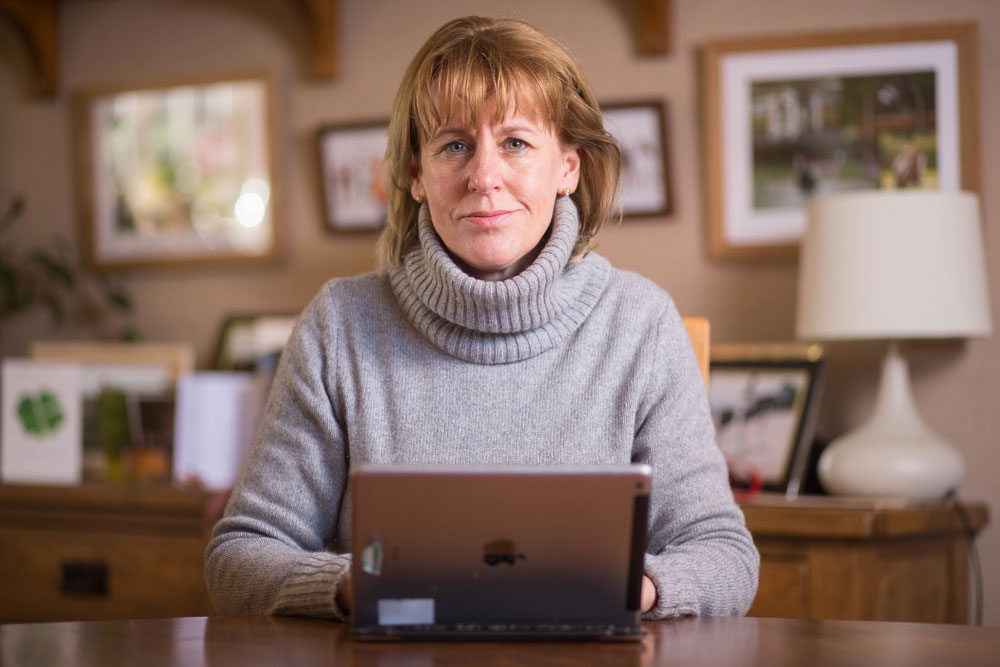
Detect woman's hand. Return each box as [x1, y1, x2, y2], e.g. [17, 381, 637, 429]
[641, 575, 657, 613]
[336, 567, 353, 615]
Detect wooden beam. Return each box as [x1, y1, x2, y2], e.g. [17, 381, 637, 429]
[295, 0, 337, 79]
[0, 0, 58, 96]
[0, 0, 664, 94]
[614, 0, 671, 56]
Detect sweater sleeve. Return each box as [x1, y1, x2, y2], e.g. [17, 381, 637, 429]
[204, 286, 352, 619]
[633, 302, 759, 619]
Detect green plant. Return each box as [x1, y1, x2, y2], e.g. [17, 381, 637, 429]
[0, 195, 138, 340]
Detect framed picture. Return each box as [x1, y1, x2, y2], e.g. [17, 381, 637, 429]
[708, 343, 825, 498]
[701, 23, 979, 260]
[602, 101, 672, 217]
[213, 312, 299, 372]
[75, 73, 279, 270]
[318, 120, 390, 231]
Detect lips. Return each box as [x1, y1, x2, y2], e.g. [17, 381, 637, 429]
[462, 210, 515, 227]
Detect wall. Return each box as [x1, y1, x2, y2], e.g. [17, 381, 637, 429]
[1, 0, 998, 624]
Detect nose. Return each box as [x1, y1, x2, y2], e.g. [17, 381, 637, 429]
[467, 143, 501, 194]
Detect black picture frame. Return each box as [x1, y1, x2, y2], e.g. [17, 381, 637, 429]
[708, 343, 825, 498]
[213, 313, 299, 372]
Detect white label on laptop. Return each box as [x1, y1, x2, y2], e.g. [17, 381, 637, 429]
[377, 598, 435, 625]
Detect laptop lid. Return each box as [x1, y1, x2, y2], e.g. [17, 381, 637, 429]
[350, 464, 651, 640]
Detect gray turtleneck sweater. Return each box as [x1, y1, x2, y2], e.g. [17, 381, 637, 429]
[205, 197, 759, 620]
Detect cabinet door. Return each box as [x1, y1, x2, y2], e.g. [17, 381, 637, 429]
[748, 555, 809, 618]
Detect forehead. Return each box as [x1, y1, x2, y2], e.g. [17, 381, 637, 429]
[417, 74, 558, 143]
[431, 94, 549, 133]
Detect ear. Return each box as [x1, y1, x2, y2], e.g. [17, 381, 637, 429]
[559, 145, 581, 193]
[410, 156, 425, 200]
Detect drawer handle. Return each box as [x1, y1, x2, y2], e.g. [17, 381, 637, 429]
[61, 560, 109, 596]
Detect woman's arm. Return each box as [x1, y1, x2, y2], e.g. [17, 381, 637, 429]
[633, 303, 760, 619]
[204, 287, 353, 619]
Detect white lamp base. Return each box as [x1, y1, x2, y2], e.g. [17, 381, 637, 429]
[818, 343, 964, 501]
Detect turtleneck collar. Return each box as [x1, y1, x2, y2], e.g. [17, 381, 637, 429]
[389, 196, 610, 364]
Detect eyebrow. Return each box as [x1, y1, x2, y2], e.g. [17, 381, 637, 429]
[430, 122, 544, 142]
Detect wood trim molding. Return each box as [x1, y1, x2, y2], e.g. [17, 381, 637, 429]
[615, 0, 672, 55]
[293, 0, 338, 79]
[0, 0, 57, 96]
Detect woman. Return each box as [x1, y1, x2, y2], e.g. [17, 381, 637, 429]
[206, 15, 758, 620]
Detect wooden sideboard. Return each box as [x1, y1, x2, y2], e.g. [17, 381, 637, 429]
[0, 485, 988, 623]
[0, 484, 218, 622]
[741, 495, 989, 623]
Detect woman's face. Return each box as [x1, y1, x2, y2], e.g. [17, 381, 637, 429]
[411, 94, 580, 281]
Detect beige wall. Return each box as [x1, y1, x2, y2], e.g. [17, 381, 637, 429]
[2, 0, 998, 624]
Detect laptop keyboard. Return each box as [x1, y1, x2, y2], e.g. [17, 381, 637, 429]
[356, 623, 643, 639]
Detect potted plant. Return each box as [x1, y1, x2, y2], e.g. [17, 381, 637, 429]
[0, 195, 138, 341]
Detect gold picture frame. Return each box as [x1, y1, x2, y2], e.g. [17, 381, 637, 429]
[74, 72, 281, 270]
[700, 22, 980, 261]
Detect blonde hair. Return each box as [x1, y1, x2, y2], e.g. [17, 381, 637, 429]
[376, 16, 621, 268]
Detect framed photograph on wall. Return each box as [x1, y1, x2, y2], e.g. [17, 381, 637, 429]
[318, 120, 390, 231]
[701, 23, 980, 261]
[708, 343, 825, 498]
[75, 73, 280, 270]
[602, 100, 672, 217]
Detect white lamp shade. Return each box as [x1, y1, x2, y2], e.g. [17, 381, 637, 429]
[797, 190, 992, 340]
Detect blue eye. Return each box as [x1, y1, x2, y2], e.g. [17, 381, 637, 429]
[443, 140, 468, 153]
[506, 138, 527, 150]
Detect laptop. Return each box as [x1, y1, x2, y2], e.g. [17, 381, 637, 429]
[350, 463, 651, 640]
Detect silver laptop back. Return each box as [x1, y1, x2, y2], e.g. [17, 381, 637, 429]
[350, 464, 651, 640]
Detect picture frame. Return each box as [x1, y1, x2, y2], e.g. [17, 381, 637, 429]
[708, 343, 825, 498]
[601, 100, 672, 217]
[27, 341, 196, 483]
[75, 73, 280, 270]
[701, 23, 980, 261]
[213, 312, 299, 372]
[29, 341, 195, 384]
[317, 120, 390, 231]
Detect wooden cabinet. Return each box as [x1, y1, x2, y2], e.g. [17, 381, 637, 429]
[0, 486, 989, 624]
[740, 497, 989, 623]
[0, 484, 218, 622]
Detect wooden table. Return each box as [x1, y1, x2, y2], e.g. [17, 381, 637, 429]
[1, 615, 998, 666]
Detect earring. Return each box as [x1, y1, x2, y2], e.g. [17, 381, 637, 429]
[414, 195, 424, 203]
[563, 189, 572, 197]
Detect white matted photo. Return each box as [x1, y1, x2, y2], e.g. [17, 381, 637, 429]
[602, 101, 671, 217]
[1, 359, 83, 484]
[77, 74, 278, 270]
[708, 344, 825, 497]
[318, 120, 390, 231]
[701, 23, 979, 260]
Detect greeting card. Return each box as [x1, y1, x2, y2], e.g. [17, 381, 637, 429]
[1, 359, 83, 484]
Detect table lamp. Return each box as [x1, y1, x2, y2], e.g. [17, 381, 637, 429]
[796, 190, 992, 500]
